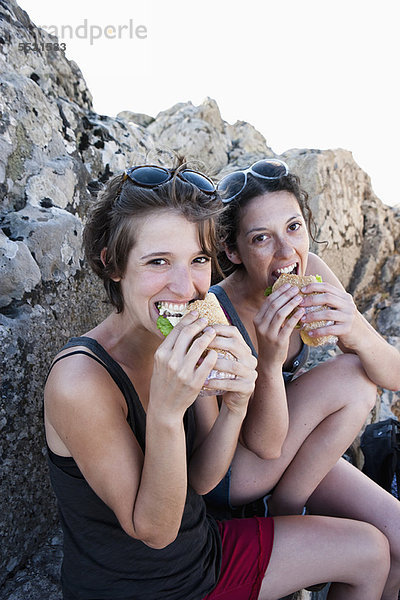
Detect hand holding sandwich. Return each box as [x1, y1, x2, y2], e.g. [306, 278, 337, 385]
[155, 293, 257, 415]
[298, 279, 359, 349]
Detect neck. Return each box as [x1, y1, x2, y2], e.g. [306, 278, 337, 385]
[222, 270, 266, 312]
[87, 312, 161, 371]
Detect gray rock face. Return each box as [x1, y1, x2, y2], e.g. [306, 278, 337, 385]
[0, 0, 399, 589]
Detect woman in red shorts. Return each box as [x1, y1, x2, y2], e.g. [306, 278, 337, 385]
[44, 161, 390, 599]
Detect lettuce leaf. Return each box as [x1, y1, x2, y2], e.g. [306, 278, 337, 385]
[264, 286, 273, 296]
[316, 274, 322, 282]
[157, 315, 174, 337]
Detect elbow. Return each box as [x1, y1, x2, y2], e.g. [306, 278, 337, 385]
[131, 527, 178, 550]
[251, 444, 283, 460]
[121, 518, 179, 550]
[241, 431, 285, 460]
[143, 533, 178, 550]
[263, 446, 283, 460]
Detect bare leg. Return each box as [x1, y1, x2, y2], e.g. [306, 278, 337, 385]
[230, 354, 376, 514]
[307, 458, 400, 600]
[259, 515, 390, 600]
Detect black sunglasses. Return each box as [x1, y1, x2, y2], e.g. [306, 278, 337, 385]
[217, 158, 289, 203]
[123, 165, 216, 195]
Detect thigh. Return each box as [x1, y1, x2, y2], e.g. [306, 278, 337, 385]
[230, 355, 373, 506]
[307, 458, 400, 548]
[259, 514, 387, 599]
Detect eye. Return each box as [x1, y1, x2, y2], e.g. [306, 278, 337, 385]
[288, 222, 302, 232]
[193, 255, 211, 264]
[149, 258, 168, 265]
[252, 233, 269, 243]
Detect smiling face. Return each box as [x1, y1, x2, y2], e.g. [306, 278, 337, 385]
[227, 190, 310, 290]
[116, 210, 212, 337]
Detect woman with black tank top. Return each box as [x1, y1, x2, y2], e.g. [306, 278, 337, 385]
[44, 160, 390, 600]
[208, 158, 400, 599]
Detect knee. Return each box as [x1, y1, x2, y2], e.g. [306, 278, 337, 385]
[334, 353, 377, 412]
[362, 524, 391, 577]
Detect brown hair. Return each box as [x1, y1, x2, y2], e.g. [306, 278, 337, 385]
[83, 162, 223, 313]
[217, 170, 319, 275]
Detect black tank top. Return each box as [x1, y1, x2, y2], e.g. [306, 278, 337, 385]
[46, 337, 221, 600]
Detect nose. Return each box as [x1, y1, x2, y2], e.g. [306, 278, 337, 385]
[168, 264, 196, 299]
[275, 236, 296, 259]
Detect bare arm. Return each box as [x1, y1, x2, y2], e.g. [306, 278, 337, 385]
[44, 314, 221, 549]
[237, 286, 305, 459]
[189, 325, 257, 494]
[303, 253, 400, 391]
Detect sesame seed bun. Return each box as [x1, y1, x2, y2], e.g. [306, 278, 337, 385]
[272, 274, 337, 347]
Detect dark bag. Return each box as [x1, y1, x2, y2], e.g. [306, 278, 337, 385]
[360, 418, 400, 499]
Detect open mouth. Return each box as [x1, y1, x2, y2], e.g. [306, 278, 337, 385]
[271, 262, 298, 282]
[156, 301, 189, 326]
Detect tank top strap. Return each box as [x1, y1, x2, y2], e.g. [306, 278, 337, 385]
[48, 336, 146, 452]
[209, 285, 258, 357]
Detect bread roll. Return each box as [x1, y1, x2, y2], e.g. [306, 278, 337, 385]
[272, 274, 338, 347]
[188, 293, 235, 394]
[188, 292, 230, 326]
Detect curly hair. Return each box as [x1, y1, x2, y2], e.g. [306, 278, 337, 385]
[83, 162, 223, 313]
[217, 170, 318, 276]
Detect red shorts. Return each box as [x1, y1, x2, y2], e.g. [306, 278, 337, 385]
[203, 517, 274, 600]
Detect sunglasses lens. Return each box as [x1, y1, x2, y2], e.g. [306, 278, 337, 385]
[217, 172, 246, 203]
[127, 166, 170, 186]
[251, 159, 288, 179]
[181, 170, 215, 193]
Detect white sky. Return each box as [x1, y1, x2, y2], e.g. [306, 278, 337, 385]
[17, 0, 400, 207]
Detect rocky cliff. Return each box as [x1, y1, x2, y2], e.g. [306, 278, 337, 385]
[0, 0, 399, 586]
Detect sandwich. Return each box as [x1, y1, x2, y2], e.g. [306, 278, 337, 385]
[267, 273, 338, 347]
[157, 292, 235, 395]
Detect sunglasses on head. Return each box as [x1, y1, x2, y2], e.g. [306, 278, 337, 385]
[217, 158, 289, 203]
[123, 165, 216, 195]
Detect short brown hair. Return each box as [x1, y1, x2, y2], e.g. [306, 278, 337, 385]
[83, 163, 223, 313]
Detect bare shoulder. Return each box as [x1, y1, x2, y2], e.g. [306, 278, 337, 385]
[44, 348, 128, 454]
[306, 252, 345, 290]
[45, 347, 125, 409]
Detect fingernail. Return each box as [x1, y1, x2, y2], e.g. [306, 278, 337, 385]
[190, 310, 198, 317]
[204, 326, 215, 333]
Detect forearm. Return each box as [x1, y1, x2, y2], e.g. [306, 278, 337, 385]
[341, 313, 400, 391]
[133, 409, 188, 548]
[241, 363, 289, 459]
[189, 402, 246, 495]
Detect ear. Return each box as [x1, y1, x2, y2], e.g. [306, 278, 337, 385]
[224, 243, 242, 265]
[100, 247, 108, 267]
[100, 247, 121, 282]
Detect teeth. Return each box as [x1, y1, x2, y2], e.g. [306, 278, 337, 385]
[157, 302, 188, 317]
[276, 263, 297, 275]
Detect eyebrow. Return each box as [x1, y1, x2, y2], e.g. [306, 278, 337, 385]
[245, 213, 303, 237]
[140, 251, 171, 260]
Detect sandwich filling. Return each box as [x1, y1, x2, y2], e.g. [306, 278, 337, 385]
[157, 302, 189, 327]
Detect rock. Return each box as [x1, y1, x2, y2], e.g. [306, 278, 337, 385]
[0, 0, 399, 588]
[146, 97, 231, 174]
[4, 205, 83, 282]
[0, 230, 41, 306]
[116, 110, 154, 127]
